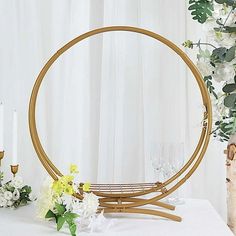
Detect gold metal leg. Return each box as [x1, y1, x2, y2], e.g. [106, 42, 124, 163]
[99, 197, 175, 210]
[121, 198, 175, 210]
[98, 207, 182, 222]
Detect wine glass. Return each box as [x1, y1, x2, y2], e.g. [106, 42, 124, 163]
[167, 142, 185, 205]
[151, 143, 168, 182]
[151, 142, 185, 205]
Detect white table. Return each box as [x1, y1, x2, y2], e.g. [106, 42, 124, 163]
[0, 199, 233, 236]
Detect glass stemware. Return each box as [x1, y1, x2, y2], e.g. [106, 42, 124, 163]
[151, 142, 185, 205]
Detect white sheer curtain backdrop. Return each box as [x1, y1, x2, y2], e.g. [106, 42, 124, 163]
[0, 0, 226, 219]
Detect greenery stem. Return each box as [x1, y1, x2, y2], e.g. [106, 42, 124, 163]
[192, 42, 217, 49]
[220, 8, 233, 31]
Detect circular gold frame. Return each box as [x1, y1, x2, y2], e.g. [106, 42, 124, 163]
[28, 26, 212, 212]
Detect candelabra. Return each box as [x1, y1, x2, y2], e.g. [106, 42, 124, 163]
[10, 164, 19, 177]
[0, 151, 19, 177]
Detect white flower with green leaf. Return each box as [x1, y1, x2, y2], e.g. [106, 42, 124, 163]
[41, 164, 99, 236]
[184, 0, 236, 141]
[4, 191, 12, 201]
[0, 174, 34, 209]
[12, 189, 20, 201]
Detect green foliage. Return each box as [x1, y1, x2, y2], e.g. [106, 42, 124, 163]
[225, 46, 236, 62]
[45, 210, 55, 219]
[186, 0, 236, 142]
[223, 83, 236, 93]
[0, 171, 3, 183]
[197, 48, 211, 60]
[213, 115, 236, 141]
[188, 0, 214, 23]
[13, 185, 32, 208]
[215, 0, 236, 7]
[224, 93, 236, 107]
[214, 25, 236, 33]
[55, 202, 66, 215]
[182, 40, 194, 48]
[211, 47, 228, 63]
[203, 76, 218, 98]
[57, 216, 66, 231]
[45, 202, 79, 236]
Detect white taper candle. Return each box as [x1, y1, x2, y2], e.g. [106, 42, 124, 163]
[12, 110, 18, 165]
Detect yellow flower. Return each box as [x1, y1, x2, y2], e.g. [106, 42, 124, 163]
[70, 164, 79, 174]
[52, 180, 64, 196]
[61, 175, 74, 184]
[64, 185, 75, 195]
[83, 182, 91, 192]
[215, 31, 222, 40]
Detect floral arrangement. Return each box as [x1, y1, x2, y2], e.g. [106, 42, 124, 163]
[0, 173, 35, 208]
[37, 164, 100, 236]
[183, 0, 236, 141]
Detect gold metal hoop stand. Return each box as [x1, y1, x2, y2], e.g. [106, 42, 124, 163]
[29, 26, 212, 222]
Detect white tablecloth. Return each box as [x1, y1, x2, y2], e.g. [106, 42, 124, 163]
[0, 199, 233, 236]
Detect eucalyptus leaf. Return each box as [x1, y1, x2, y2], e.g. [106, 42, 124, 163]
[216, 18, 224, 25]
[225, 0, 236, 6]
[224, 93, 236, 107]
[211, 47, 227, 63]
[215, 0, 236, 6]
[225, 46, 236, 62]
[223, 83, 236, 93]
[215, 0, 226, 3]
[215, 26, 236, 33]
[203, 76, 218, 99]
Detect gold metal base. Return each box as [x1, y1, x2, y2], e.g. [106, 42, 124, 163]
[0, 151, 4, 166]
[97, 197, 181, 222]
[10, 165, 19, 177]
[98, 201, 181, 222]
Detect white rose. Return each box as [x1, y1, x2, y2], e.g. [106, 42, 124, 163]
[12, 189, 20, 201]
[213, 63, 235, 82]
[36, 177, 55, 219]
[4, 191, 13, 201]
[0, 196, 7, 207]
[196, 61, 213, 77]
[0, 187, 4, 194]
[79, 193, 99, 218]
[11, 176, 24, 189]
[7, 200, 13, 207]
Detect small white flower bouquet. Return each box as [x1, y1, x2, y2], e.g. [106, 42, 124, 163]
[0, 174, 35, 208]
[37, 164, 100, 236]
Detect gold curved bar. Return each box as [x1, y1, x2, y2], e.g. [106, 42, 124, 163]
[98, 207, 182, 222]
[99, 197, 175, 210]
[28, 26, 212, 219]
